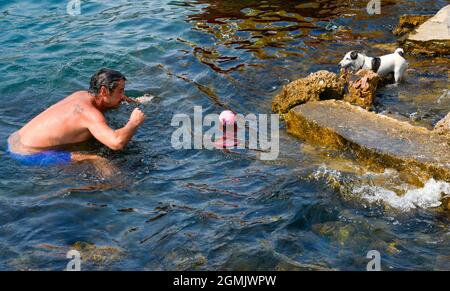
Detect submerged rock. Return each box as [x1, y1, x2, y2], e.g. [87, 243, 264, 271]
[272, 70, 345, 114]
[434, 112, 450, 136]
[342, 69, 380, 110]
[400, 5, 450, 56]
[394, 15, 432, 37]
[72, 241, 123, 267]
[284, 100, 450, 190]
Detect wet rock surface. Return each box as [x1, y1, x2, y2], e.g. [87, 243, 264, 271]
[284, 100, 450, 185]
[400, 5, 450, 56]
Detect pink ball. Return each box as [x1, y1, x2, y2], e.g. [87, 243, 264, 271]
[219, 110, 236, 125]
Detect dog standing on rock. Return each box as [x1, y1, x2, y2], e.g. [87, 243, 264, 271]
[339, 48, 408, 83]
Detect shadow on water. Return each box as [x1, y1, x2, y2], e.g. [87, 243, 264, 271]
[0, 0, 449, 270]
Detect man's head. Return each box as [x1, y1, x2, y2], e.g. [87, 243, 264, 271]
[89, 68, 127, 109]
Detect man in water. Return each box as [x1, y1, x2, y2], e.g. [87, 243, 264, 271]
[7, 68, 145, 166]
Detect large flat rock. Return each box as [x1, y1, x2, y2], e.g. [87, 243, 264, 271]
[403, 5, 450, 55]
[408, 5, 449, 42]
[285, 100, 450, 182]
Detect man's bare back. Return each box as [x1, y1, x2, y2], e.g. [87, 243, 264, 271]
[8, 69, 145, 160]
[18, 91, 99, 149]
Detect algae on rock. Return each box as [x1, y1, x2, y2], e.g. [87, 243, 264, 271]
[394, 15, 432, 37]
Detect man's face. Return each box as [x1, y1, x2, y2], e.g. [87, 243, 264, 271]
[103, 79, 126, 109]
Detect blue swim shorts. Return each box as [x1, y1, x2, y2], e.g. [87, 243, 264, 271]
[7, 144, 72, 166]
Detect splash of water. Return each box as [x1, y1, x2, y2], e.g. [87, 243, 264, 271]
[312, 165, 450, 211]
[353, 178, 450, 211]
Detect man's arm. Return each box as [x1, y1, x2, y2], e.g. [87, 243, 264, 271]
[86, 108, 145, 151]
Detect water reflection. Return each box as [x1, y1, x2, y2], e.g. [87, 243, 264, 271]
[184, 0, 347, 64]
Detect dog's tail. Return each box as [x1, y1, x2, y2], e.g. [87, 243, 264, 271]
[395, 48, 405, 57]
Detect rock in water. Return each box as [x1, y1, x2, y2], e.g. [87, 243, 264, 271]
[284, 100, 450, 184]
[434, 112, 450, 136]
[272, 70, 345, 114]
[343, 69, 380, 110]
[272, 69, 383, 114]
[400, 5, 450, 56]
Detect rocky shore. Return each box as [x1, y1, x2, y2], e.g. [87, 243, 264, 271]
[272, 5, 450, 210]
[396, 5, 450, 56]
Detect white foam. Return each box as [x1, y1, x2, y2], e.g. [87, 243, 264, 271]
[353, 178, 450, 211]
[136, 94, 155, 104]
[311, 164, 342, 180]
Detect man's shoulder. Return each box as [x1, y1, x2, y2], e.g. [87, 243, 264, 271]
[69, 92, 105, 122]
[66, 90, 92, 105]
[69, 90, 90, 98]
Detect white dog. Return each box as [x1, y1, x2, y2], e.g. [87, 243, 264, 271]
[339, 48, 408, 83]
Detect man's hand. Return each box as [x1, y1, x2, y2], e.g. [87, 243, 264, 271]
[130, 108, 145, 127]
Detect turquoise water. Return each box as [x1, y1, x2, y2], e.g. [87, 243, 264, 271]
[0, 0, 449, 270]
